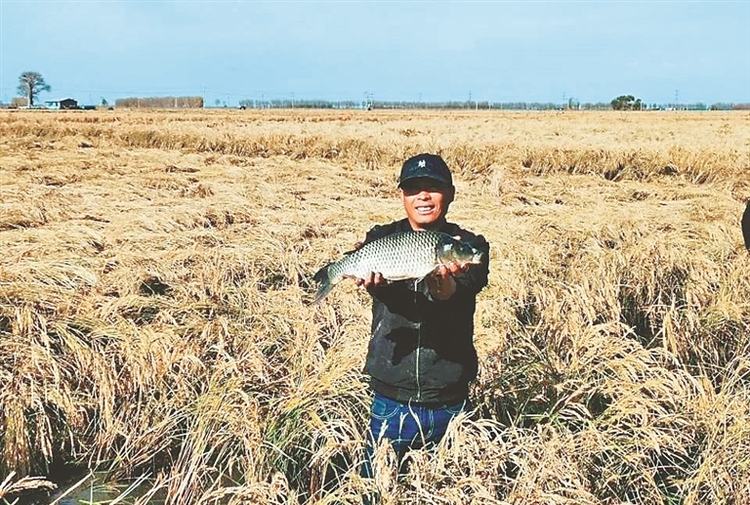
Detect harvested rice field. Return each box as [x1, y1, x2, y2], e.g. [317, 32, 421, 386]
[0, 108, 749, 504]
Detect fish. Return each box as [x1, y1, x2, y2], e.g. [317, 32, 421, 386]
[312, 230, 485, 303]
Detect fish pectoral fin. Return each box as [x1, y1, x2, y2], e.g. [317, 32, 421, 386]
[414, 266, 441, 284]
[384, 274, 414, 282]
[386, 266, 439, 283]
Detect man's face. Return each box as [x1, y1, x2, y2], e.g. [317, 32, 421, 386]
[400, 178, 454, 230]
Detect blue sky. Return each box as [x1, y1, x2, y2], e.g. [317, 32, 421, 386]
[1, 1, 748, 106]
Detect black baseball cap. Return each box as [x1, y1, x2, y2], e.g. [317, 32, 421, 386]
[398, 153, 453, 188]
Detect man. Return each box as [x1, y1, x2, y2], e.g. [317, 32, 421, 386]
[354, 153, 490, 478]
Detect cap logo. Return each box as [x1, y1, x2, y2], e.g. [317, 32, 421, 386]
[418, 159, 426, 168]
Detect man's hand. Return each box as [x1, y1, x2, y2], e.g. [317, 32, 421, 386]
[350, 272, 387, 289]
[346, 240, 388, 289]
[426, 262, 470, 300]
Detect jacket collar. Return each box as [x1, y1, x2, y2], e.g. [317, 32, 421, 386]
[396, 218, 456, 234]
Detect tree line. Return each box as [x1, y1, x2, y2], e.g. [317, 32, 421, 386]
[115, 96, 204, 109]
[9, 70, 750, 111]
[237, 98, 748, 111]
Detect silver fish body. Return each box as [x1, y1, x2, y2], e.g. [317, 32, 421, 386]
[312, 230, 484, 303]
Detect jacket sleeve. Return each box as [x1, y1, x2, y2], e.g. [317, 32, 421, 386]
[424, 232, 489, 304]
[456, 233, 490, 296]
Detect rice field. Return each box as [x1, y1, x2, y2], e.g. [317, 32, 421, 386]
[0, 108, 748, 504]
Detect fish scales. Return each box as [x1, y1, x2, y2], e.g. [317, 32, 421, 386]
[330, 231, 442, 282]
[312, 230, 484, 303]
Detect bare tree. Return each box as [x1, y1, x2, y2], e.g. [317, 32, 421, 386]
[17, 71, 51, 107]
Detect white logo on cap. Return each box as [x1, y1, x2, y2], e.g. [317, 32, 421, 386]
[418, 160, 426, 168]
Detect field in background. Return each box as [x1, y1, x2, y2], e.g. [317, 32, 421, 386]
[0, 109, 748, 504]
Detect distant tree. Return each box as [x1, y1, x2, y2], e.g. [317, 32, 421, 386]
[17, 71, 50, 106]
[611, 95, 642, 110]
[101, 97, 109, 107]
[611, 95, 632, 110]
[11, 97, 27, 108]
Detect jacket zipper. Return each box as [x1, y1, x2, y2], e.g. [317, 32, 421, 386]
[414, 279, 422, 402]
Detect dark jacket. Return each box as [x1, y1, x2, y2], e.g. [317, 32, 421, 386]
[363, 219, 490, 405]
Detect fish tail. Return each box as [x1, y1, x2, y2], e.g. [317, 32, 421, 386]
[312, 263, 335, 303]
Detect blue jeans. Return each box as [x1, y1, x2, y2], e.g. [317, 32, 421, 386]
[361, 392, 469, 478]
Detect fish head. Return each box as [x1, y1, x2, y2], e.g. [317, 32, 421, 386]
[437, 237, 484, 267]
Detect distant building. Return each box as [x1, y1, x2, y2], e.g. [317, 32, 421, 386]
[44, 98, 78, 110]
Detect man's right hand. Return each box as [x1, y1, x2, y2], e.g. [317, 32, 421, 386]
[347, 240, 386, 288]
[351, 272, 386, 289]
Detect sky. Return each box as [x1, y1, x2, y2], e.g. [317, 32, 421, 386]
[1, 0, 748, 107]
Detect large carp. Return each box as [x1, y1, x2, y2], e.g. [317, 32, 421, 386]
[312, 230, 484, 303]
